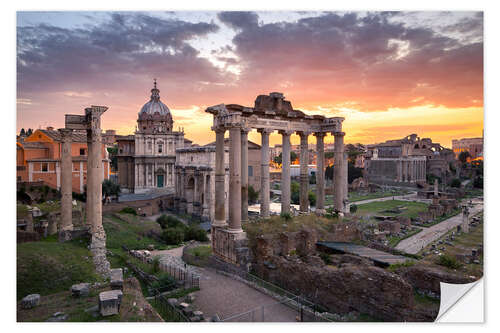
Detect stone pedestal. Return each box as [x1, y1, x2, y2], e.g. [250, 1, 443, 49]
[211, 226, 249, 267]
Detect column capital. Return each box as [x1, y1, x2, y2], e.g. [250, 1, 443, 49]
[257, 128, 273, 135]
[333, 131, 346, 137]
[278, 129, 294, 137]
[314, 132, 327, 138]
[58, 128, 73, 139]
[212, 126, 226, 133]
[241, 127, 251, 134]
[296, 130, 312, 138]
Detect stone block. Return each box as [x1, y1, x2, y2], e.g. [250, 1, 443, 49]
[110, 268, 124, 290]
[182, 306, 193, 317]
[71, 283, 90, 297]
[179, 302, 189, 309]
[21, 294, 40, 309]
[167, 298, 178, 307]
[99, 290, 123, 317]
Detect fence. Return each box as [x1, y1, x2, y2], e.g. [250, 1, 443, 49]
[218, 270, 332, 322]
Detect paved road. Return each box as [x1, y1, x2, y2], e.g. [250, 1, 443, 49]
[395, 201, 483, 254]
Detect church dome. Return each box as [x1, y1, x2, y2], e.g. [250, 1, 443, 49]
[139, 79, 171, 116]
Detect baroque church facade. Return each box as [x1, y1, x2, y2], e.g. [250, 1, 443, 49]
[116, 80, 191, 193]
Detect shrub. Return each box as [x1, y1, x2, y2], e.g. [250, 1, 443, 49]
[450, 178, 461, 188]
[184, 225, 208, 242]
[350, 204, 358, 213]
[437, 254, 462, 270]
[149, 273, 177, 293]
[473, 176, 483, 189]
[308, 191, 316, 207]
[152, 256, 161, 274]
[161, 227, 185, 245]
[120, 207, 137, 215]
[319, 252, 332, 265]
[280, 212, 292, 220]
[166, 216, 184, 228]
[248, 185, 259, 204]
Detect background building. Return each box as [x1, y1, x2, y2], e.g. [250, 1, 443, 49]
[116, 80, 190, 193]
[452, 137, 483, 160]
[16, 127, 110, 193]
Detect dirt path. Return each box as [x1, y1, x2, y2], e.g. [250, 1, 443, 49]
[395, 201, 483, 254]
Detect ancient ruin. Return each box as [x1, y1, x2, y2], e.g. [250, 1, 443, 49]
[205, 92, 348, 266]
[62, 105, 111, 277]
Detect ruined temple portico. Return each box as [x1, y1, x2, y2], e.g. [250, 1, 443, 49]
[206, 92, 347, 266]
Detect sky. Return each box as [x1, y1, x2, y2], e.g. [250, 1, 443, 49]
[16, 11, 483, 148]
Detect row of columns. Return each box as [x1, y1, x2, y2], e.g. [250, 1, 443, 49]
[212, 125, 347, 234]
[397, 159, 426, 183]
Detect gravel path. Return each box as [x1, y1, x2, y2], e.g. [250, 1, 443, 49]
[395, 201, 483, 254]
[191, 267, 298, 322]
[151, 244, 298, 322]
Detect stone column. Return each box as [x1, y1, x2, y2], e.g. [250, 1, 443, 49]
[228, 126, 242, 233]
[344, 151, 349, 213]
[213, 127, 227, 226]
[280, 130, 292, 214]
[58, 128, 74, 235]
[314, 133, 326, 215]
[259, 129, 272, 218]
[298, 131, 310, 213]
[85, 105, 110, 278]
[241, 128, 249, 223]
[333, 132, 345, 213]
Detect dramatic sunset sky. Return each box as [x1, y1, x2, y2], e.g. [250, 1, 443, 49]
[16, 11, 483, 147]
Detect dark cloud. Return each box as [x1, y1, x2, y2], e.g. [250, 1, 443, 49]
[220, 11, 483, 111]
[17, 13, 224, 97]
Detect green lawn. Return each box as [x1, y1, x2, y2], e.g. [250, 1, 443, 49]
[17, 236, 101, 300]
[103, 213, 167, 251]
[355, 200, 429, 219]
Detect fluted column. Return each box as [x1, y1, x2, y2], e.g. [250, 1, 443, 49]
[59, 128, 74, 232]
[228, 126, 242, 232]
[241, 128, 249, 223]
[213, 127, 227, 226]
[280, 130, 292, 214]
[333, 132, 345, 213]
[259, 129, 272, 218]
[298, 131, 310, 212]
[314, 132, 326, 215]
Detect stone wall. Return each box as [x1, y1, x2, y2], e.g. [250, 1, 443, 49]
[102, 195, 173, 216]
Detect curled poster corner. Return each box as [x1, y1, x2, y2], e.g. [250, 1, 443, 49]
[435, 279, 484, 322]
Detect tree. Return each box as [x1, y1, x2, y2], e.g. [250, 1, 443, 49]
[107, 146, 118, 171]
[291, 181, 300, 204]
[248, 185, 259, 204]
[102, 179, 120, 201]
[20, 128, 26, 136]
[450, 178, 461, 188]
[273, 151, 298, 165]
[26, 128, 33, 136]
[458, 151, 471, 165]
[308, 190, 316, 207]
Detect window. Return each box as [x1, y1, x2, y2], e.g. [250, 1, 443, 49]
[248, 165, 253, 177]
[42, 163, 48, 172]
[148, 142, 152, 151]
[80, 148, 85, 156]
[158, 143, 163, 153]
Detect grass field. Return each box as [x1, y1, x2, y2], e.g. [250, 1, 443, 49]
[355, 200, 429, 220]
[17, 236, 101, 300]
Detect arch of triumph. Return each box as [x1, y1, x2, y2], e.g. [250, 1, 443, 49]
[206, 92, 348, 266]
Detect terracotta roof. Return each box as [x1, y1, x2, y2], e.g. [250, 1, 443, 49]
[18, 141, 48, 149]
[39, 129, 87, 142]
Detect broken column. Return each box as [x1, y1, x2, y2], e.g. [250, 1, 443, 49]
[58, 128, 74, 241]
[280, 130, 292, 214]
[314, 132, 326, 215]
[298, 131, 310, 213]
